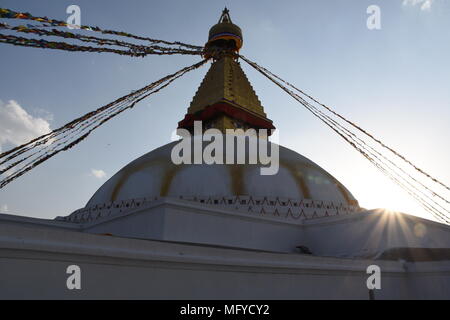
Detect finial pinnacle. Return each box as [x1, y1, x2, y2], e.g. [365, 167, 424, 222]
[219, 7, 232, 23]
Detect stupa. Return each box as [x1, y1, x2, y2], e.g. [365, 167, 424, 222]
[0, 9, 449, 299]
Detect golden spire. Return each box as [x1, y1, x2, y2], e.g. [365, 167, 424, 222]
[178, 9, 275, 134]
[204, 7, 243, 58]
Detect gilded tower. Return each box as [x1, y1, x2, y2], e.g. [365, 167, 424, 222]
[178, 8, 275, 134]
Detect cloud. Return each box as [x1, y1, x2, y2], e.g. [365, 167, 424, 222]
[33, 107, 54, 122]
[0, 204, 7, 212]
[420, 0, 432, 10]
[91, 169, 106, 179]
[402, 0, 434, 10]
[0, 100, 52, 152]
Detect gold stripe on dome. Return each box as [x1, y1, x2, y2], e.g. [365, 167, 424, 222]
[109, 155, 356, 205]
[110, 158, 180, 202]
[228, 164, 246, 195]
[279, 159, 312, 199]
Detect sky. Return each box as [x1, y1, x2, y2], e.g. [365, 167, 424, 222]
[0, 0, 449, 221]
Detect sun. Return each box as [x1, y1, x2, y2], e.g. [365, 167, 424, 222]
[352, 168, 434, 221]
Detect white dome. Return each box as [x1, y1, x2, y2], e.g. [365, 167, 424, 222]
[86, 140, 358, 207]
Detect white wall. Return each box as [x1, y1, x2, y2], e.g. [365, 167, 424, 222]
[1, 223, 449, 299]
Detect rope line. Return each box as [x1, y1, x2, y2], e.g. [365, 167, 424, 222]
[0, 32, 201, 57]
[240, 55, 449, 224]
[0, 8, 202, 50]
[0, 22, 202, 55]
[241, 55, 450, 193]
[0, 59, 208, 189]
